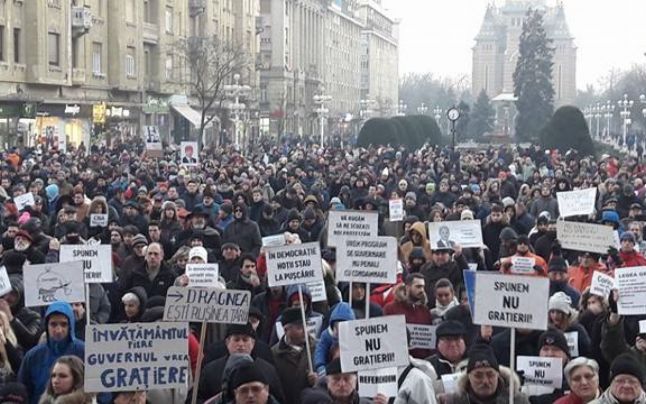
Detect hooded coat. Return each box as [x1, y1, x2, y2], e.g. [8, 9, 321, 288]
[314, 302, 355, 375]
[222, 207, 262, 256]
[400, 222, 433, 264]
[441, 367, 530, 404]
[18, 302, 85, 404]
[7, 275, 42, 349]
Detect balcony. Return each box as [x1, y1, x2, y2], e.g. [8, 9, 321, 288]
[143, 23, 159, 45]
[189, 0, 206, 17]
[72, 68, 86, 85]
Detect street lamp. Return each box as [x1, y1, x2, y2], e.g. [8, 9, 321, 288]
[433, 106, 443, 122]
[593, 102, 602, 139]
[603, 101, 614, 140]
[313, 86, 332, 147]
[618, 94, 634, 149]
[417, 103, 428, 115]
[223, 73, 251, 148]
[397, 100, 407, 116]
[584, 106, 593, 131]
[360, 99, 374, 121]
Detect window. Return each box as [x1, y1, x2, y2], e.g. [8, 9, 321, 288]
[165, 54, 173, 80]
[72, 37, 79, 68]
[144, 48, 151, 77]
[92, 42, 102, 74]
[125, 0, 135, 23]
[48, 32, 59, 66]
[165, 7, 173, 33]
[0, 26, 4, 62]
[13, 28, 20, 63]
[125, 47, 136, 77]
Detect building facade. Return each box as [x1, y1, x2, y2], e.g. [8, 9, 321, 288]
[471, 0, 577, 106]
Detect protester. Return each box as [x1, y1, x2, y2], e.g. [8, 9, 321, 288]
[593, 354, 646, 404]
[555, 357, 601, 404]
[38, 355, 92, 404]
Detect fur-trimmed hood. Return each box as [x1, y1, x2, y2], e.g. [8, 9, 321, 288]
[393, 283, 428, 307]
[444, 366, 529, 404]
[38, 389, 94, 404]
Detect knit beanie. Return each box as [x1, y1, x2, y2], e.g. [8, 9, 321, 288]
[467, 344, 499, 373]
[538, 328, 570, 357]
[548, 292, 573, 315]
[610, 353, 644, 385]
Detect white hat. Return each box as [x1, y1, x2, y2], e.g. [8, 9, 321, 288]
[188, 246, 208, 263]
[549, 292, 573, 316]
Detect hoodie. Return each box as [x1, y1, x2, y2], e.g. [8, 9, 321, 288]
[18, 301, 85, 404]
[400, 222, 433, 263]
[314, 302, 355, 375]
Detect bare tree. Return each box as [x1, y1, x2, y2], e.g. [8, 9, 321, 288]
[174, 35, 251, 146]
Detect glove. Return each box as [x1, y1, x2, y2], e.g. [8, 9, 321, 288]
[533, 265, 543, 273]
[608, 290, 618, 314]
[502, 261, 513, 272]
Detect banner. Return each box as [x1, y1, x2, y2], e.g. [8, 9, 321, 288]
[616, 266, 646, 315]
[84, 322, 190, 392]
[473, 273, 549, 331]
[327, 211, 379, 247]
[557, 188, 597, 218]
[510, 256, 536, 274]
[23, 261, 85, 307]
[13, 193, 35, 212]
[557, 221, 616, 254]
[180, 141, 199, 166]
[265, 242, 323, 287]
[262, 234, 286, 248]
[428, 220, 483, 249]
[339, 315, 409, 373]
[358, 367, 398, 398]
[163, 287, 250, 323]
[407, 324, 437, 350]
[590, 271, 614, 298]
[389, 199, 404, 222]
[60, 245, 113, 283]
[143, 126, 162, 157]
[516, 356, 563, 389]
[336, 237, 398, 284]
[275, 316, 323, 340]
[185, 264, 220, 288]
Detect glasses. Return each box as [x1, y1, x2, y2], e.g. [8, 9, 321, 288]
[234, 209, 243, 213]
[571, 373, 596, 383]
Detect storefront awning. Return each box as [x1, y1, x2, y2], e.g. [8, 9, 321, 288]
[171, 104, 213, 129]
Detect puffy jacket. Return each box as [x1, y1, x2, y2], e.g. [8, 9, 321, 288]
[18, 302, 85, 404]
[567, 263, 610, 293]
[222, 218, 262, 256]
[619, 250, 646, 267]
[314, 302, 354, 375]
[384, 284, 433, 359]
[394, 357, 439, 404]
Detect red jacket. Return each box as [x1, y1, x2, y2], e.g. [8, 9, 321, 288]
[620, 250, 646, 267]
[383, 284, 433, 359]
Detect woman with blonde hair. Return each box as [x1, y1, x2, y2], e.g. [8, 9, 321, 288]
[0, 310, 21, 384]
[39, 355, 94, 404]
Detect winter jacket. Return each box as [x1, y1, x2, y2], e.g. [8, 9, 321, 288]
[482, 221, 507, 261]
[301, 377, 372, 404]
[590, 388, 646, 404]
[491, 329, 542, 367]
[420, 255, 467, 309]
[568, 263, 610, 293]
[7, 275, 42, 349]
[555, 391, 601, 404]
[222, 217, 262, 256]
[601, 316, 646, 370]
[38, 389, 94, 404]
[384, 284, 433, 358]
[314, 302, 355, 375]
[394, 357, 439, 404]
[441, 367, 530, 404]
[88, 283, 111, 324]
[619, 250, 646, 267]
[271, 335, 316, 404]
[529, 196, 559, 219]
[18, 302, 85, 404]
[269, 285, 325, 346]
[118, 262, 176, 300]
[400, 222, 433, 264]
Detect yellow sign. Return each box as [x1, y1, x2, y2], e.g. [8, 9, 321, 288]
[93, 103, 106, 124]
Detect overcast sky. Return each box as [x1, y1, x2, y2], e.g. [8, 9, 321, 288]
[383, 0, 646, 90]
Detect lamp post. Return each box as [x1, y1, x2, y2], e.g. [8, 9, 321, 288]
[433, 106, 443, 121]
[593, 102, 602, 139]
[313, 86, 332, 147]
[618, 94, 634, 149]
[584, 106, 593, 131]
[223, 73, 251, 148]
[417, 103, 428, 115]
[603, 101, 614, 140]
[397, 100, 407, 116]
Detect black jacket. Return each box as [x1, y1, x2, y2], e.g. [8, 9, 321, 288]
[222, 218, 262, 256]
[118, 262, 176, 299]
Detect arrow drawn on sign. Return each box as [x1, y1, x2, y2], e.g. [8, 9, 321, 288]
[167, 291, 183, 302]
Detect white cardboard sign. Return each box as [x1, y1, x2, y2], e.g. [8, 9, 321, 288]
[639, 320, 646, 334]
[265, 242, 323, 287]
[84, 322, 190, 392]
[616, 266, 646, 315]
[185, 264, 220, 288]
[163, 286, 250, 324]
[89, 214, 108, 227]
[557, 221, 616, 254]
[336, 237, 398, 284]
[441, 373, 461, 394]
[307, 281, 327, 302]
[339, 315, 409, 373]
[180, 141, 199, 166]
[275, 316, 323, 340]
[428, 220, 483, 249]
[358, 367, 398, 398]
[407, 324, 437, 350]
[262, 234, 286, 248]
[0, 267, 11, 297]
[565, 331, 579, 357]
[327, 211, 379, 247]
[389, 199, 404, 222]
[473, 273, 549, 331]
[557, 188, 597, 217]
[59, 245, 114, 283]
[516, 356, 563, 389]
[511, 256, 536, 274]
[13, 193, 35, 211]
[23, 261, 86, 307]
[590, 271, 615, 298]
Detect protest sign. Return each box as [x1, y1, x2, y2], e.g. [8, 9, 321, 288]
[407, 324, 437, 350]
[0, 267, 11, 296]
[511, 256, 536, 274]
[60, 245, 113, 283]
[180, 141, 199, 166]
[565, 331, 579, 357]
[615, 266, 646, 315]
[327, 211, 379, 247]
[358, 367, 398, 398]
[339, 315, 409, 373]
[473, 273, 549, 331]
[262, 234, 286, 248]
[85, 322, 190, 392]
[389, 199, 404, 222]
[89, 214, 108, 227]
[265, 242, 323, 287]
[307, 281, 327, 302]
[590, 271, 615, 298]
[185, 264, 220, 288]
[441, 373, 461, 394]
[516, 356, 563, 389]
[163, 286, 250, 324]
[275, 315, 324, 340]
[428, 220, 483, 249]
[640, 320, 646, 334]
[13, 192, 35, 211]
[557, 221, 616, 254]
[23, 261, 85, 307]
[557, 188, 597, 217]
[144, 126, 162, 157]
[336, 237, 398, 284]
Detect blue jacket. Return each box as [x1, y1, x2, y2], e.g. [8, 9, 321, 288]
[18, 302, 85, 404]
[314, 302, 355, 375]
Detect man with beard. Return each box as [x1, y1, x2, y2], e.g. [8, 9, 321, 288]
[223, 202, 262, 256]
[482, 205, 508, 261]
[500, 234, 547, 276]
[0, 221, 19, 253]
[180, 179, 202, 212]
[6, 230, 45, 264]
[176, 207, 222, 254]
[249, 187, 271, 223]
[407, 247, 427, 274]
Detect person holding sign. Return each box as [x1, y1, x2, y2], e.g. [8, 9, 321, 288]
[554, 357, 601, 404]
[567, 252, 608, 293]
[522, 329, 571, 404]
[548, 292, 591, 358]
[441, 344, 530, 404]
[500, 235, 547, 277]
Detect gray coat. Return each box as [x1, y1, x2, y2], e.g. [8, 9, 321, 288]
[440, 367, 530, 404]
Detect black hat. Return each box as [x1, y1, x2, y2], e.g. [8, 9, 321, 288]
[188, 206, 209, 219]
[467, 344, 499, 373]
[436, 320, 467, 341]
[548, 257, 568, 273]
[287, 209, 302, 222]
[538, 328, 570, 357]
[326, 357, 344, 375]
[221, 242, 240, 251]
[610, 353, 644, 385]
[0, 382, 28, 403]
[225, 323, 256, 340]
[64, 221, 80, 234]
[281, 308, 302, 326]
[517, 234, 530, 245]
[409, 247, 427, 261]
[221, 202, 233, 214]
[230, 363, 268, 390]
[537, 215, 549, 225]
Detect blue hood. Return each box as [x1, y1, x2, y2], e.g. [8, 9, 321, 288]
[329, 302, 355, 327]
[45, 301, 77, 352]
[602, 210, 619, 224]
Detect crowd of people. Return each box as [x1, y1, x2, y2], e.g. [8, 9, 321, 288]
[1, 135, 646, 403]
